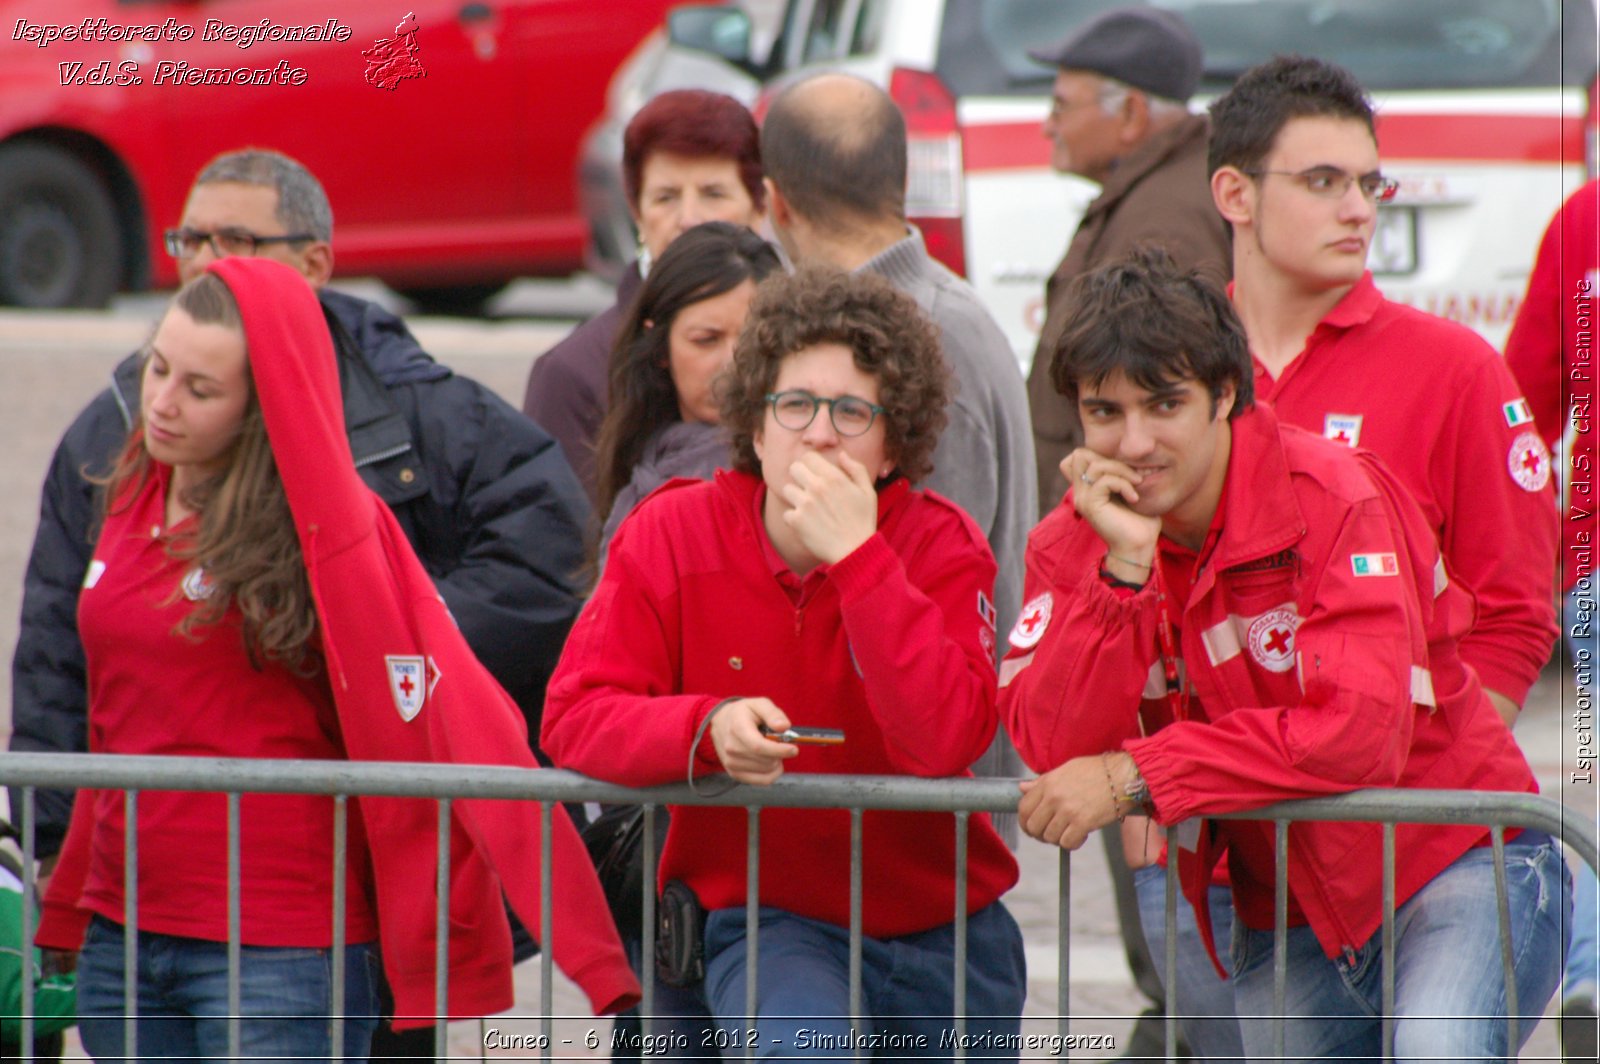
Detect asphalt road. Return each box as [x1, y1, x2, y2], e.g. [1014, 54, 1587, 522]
[0, 278, 1588, 1058]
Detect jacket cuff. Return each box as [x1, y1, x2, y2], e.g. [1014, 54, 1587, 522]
[34, 899, 89, 952]
[692, 697, 732, 774]
[827, 533, 898, 603]
[1120, 735, 1194, 825]
[1468, 659, 1534, 709]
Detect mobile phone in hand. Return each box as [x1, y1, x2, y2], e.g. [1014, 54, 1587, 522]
[759, 724, 846, 745]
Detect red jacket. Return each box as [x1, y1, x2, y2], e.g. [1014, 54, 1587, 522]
[1505, 178, 1599, 593]
[1252, 273, 1559, 704]
[40, 259, 638, 1025]
[542, 470, 1018, 938]
[999, 404, 1535, 963]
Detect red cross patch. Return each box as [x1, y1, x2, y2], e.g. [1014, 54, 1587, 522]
[1008, 591, 1054, 651]
[1323, 413, 1363, 448]
[386, 654, 426, 721]
[1246, 608, 1299, 674]
[1506, 432, 1551, 492]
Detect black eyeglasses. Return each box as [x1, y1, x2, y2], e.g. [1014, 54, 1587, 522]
[163, 227, 315, 259]
[764, 390, 885, 437]
[1243, 167, 1400, 203]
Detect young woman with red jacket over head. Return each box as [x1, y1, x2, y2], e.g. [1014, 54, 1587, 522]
[35, 259, 636, 1062]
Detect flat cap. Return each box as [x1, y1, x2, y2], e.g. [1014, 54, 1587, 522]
[1028, 6, 1204, 102]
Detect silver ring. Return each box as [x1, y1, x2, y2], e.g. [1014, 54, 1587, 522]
[1081, 471, 1093, 485]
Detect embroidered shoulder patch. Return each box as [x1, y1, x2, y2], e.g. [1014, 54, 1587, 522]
[386, 655, 426, 721]
[1502, 397, 1533, 427]
[1008, 592, 1053, 650]
[1507, 432, 1551, 492]
[1350, 552, 1399, 577]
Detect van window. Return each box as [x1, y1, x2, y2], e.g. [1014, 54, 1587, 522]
[937, 0, 1596, 97]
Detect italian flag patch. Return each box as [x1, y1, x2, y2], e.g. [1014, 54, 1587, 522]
[1503, 398, 1533, 427]
[1351, 552, 1399, 577]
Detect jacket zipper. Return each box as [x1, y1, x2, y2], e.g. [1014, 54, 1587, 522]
[353, 442, 412, 469]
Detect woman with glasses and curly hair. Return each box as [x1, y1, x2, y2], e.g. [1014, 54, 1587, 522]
[35, 259, 635, 1062]
[544, 265, 1025, 1057]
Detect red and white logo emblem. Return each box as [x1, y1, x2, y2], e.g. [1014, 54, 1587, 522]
[1323, 413, 1363, 448]
[386, 654, 426, 721]
[1009, 592, 1053, 650]
[181, 566, 214, 601]
[1507, 432, 1551, 492]
[1246, 608, 1298, 673]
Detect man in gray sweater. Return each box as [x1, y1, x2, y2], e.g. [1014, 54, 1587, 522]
[761, 73, 1037, 809]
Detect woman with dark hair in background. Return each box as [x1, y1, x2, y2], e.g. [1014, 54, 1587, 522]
[525, 90, 767, 505]
[594, 220, 782, 562]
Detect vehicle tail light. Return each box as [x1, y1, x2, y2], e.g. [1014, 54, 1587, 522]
[1588, 74, 1598, 177]
[889, 66, 967, 277]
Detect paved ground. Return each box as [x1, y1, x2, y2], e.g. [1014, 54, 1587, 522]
[0, 283, 1593, 1060]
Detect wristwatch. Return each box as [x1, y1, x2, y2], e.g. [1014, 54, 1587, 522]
[1122, 764, 1152, 809]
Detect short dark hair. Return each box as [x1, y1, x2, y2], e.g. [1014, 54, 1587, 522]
[1049, 246, 1253, 418]
[623, 90, 765, 211]
[594, 222, 781, 524]
[761, 75, 906, 230]
[721, 266, 948, 484]
[1207, 55, 1375, 177]
[194, 148, 333, 241]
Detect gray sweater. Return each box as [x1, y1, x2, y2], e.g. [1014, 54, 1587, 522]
[858, 228, 1037, 645]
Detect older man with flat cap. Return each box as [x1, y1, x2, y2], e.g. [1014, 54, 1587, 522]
[1028, 5, 1231, 517]
[1024, 7, 1232, 1058]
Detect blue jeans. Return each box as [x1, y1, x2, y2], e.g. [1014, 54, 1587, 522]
[702, 902, 1025, 1060]
[610, 931, 720, 1061]
[1133, 864, 1245, 1061]
[1563, 584, 1600, 1003]
[1570, 855, 1599, 1001]
[76, 915, 380, 1063]
[1230, 832, 1571, 1063]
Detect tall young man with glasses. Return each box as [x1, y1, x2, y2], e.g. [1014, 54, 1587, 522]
[1210, 56, 1558, 729]
[9, 148, 590, 1060]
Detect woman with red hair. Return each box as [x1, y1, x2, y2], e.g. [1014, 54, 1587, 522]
[523, 89, 767, 506]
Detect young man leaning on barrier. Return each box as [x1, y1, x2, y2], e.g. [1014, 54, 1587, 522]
[999, 246, 1571, 1062]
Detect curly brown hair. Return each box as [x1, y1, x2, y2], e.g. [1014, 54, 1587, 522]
[102, 273, 318, 675]
[720, 265, 949, 484]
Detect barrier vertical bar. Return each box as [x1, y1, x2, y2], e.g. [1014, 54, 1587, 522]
[1165, 853, 1179, 1063]
[124, 790, 138, 1060]
[1381, 822, 1396, 1060]
[1492, 827, 1519, 1053]
[227, 791, 242, 1059]
[850, 807, 864, 1061]
[540, 800, 554, 1059]
[642, 804, 657, 1035]
[1057, 849, 1070, 1041]
[1273, 819, 1288, 1062]
[332, 794, 348, 1060]
[952, 812, 970, 1060]
[436, 798, 452, 1061]
[20, 788, 34, 1063]
[746, 808, 760, 1063]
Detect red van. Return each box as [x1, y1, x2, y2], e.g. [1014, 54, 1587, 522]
[0, 0, 677, 310]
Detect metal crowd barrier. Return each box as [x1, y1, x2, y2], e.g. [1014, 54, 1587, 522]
[0, 751, 1594, 1063]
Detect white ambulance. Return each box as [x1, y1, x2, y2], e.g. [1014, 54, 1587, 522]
[583, 0, 1597, 368]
